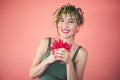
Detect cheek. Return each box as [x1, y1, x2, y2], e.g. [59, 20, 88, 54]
[58, 22, 62, 27]
[71, 26, 78, 32]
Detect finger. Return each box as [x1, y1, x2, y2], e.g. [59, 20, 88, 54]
[56, 56, 64, 61]
[58, 48, 66, 51]
[55, 50, 64, 55]
[55, 53, 63, 58]
[50, 51, 55, 55]
[58, 48, 67, 52]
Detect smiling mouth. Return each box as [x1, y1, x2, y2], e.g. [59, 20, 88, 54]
[61, 29, 70, 34]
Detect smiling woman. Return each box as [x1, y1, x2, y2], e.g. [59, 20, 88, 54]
[29, 3, 87, 80]
[1, 0, 120, 80]
[57, 14, 80, 38]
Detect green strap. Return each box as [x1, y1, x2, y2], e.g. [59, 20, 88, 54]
[41, 38, 51, 60]
[72, 46, 82, 69]
[72, 46, 82, 61]
[48, 37, 51, 47]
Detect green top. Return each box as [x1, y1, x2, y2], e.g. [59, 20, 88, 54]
[39, 38, 82, 80]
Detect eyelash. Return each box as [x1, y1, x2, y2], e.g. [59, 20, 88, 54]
[59, 20, 74, 23]
[59, 19, 64, 22]
[69, 21, 74, 23]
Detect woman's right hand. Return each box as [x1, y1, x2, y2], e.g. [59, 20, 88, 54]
[46, 50, 57, 64]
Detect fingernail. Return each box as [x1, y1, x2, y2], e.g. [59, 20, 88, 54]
[52, 52, 54, 55]
[52, 50, 55, 52]
[55, 56, 57, 59]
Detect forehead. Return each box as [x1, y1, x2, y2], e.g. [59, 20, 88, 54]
[60, 13, 75, 20]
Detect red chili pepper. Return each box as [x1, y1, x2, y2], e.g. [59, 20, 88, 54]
[49, 39, 72, 54]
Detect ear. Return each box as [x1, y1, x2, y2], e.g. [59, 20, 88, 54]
[75, 26, 80, 33]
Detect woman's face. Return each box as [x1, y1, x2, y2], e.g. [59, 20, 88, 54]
[57, 14, 79, 38]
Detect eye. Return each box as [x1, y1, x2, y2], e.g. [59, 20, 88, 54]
[59, 19, 64, 22]
[68, 20, 74, 23]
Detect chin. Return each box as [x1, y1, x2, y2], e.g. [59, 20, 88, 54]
[60, 35, 73, 39]
[59, 32, 74, 38]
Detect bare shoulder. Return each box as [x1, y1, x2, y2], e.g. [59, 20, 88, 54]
[77, 46, 88, 60]
[40, 37, 50, 44]
[36, 37, 51, 57]
[79, 47, 88, 56]
[38, 37, 52, 47]
[38, 37, 55, 51]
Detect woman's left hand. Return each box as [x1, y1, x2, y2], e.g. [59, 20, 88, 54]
[55, 48, 72, 64]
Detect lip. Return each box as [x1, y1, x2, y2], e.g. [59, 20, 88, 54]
[61, 29, 70, 34]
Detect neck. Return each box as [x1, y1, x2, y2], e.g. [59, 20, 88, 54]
[58, 36, 75, 44]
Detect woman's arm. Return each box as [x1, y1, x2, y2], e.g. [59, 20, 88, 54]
[29, 38, 54, 79]
[66, 47, 88, 80]
[66, 61, 78, 80]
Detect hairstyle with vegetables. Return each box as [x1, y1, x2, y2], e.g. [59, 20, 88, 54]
[53, 3, 84, 27]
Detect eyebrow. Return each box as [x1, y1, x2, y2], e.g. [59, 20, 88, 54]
[68, 19, 75, 21]
[59, 18, 63, 20]
[59, 18, 75, 21]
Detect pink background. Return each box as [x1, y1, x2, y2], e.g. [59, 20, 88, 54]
[0, 0, 120, 80]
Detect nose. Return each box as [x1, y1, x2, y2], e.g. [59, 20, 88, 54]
[62, 22, 68, 28]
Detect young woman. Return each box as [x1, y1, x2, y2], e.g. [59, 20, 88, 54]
[29, 4, 88, 80]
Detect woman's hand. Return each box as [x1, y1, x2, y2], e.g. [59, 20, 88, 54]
[46, 51, 57, 64]
[55, 48, 72, 64]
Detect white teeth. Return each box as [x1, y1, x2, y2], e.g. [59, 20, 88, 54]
[62, 29, 69, 33]
[63, 30, 69, 32]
